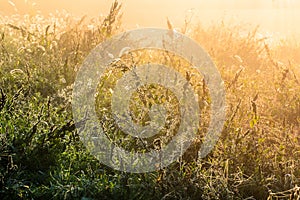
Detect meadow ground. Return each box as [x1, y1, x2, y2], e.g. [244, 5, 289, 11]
[0, 1, 300, 199]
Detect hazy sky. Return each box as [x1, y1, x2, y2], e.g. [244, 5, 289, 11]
[1, 0, 300, 38]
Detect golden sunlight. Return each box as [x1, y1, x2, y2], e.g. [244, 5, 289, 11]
[1, 0, 300, 38]
[1, 0, 300, 199]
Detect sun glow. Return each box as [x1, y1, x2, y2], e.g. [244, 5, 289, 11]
[1, 0, 300, 38]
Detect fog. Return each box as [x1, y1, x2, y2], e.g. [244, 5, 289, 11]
[1, 0, 300, 38]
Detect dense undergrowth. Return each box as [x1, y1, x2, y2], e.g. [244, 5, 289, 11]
[1, 1, 300, 199]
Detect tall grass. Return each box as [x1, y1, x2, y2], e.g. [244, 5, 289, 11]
[0, 1, 300, 199]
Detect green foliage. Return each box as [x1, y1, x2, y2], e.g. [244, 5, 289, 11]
[1, 1, 300, 199]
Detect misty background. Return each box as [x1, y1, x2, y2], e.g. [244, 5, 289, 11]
[1, 0, 300, 39]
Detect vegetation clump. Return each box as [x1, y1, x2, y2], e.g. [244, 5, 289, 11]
[0, 1, 299, 199]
